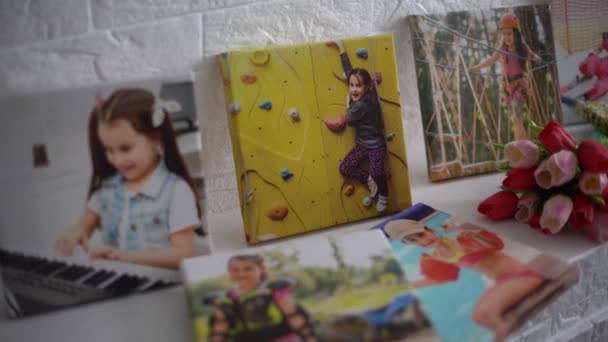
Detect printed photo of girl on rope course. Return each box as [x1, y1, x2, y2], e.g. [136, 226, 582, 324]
[409, 5, 562, 182]
[551, 0, 608, 126]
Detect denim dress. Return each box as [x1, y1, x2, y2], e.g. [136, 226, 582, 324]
[95, 163, 178, 250]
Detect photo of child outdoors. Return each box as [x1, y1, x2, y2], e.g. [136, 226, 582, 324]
[551, 0, 608, 124]
[373, 203, 578, 342]
[182, 231, 440, 342]
[0, 78, 211, 319]
[409, 5, 561, 181]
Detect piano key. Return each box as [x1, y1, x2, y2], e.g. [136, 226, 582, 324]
[83, 270, 116, 287]
[105, 274, 150, 294]
[34, 261, 67, 276]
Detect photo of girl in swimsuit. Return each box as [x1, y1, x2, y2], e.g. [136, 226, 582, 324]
[373, 203, 578, 342]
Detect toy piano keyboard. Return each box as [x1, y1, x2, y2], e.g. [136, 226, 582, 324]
[0, 247, 179, 318]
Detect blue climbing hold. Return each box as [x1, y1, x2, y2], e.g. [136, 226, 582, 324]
[356, 48, 368, 60]
[220, 51, 230, 58]
[280, 168, 293, 180]
[258, 100, 272, 110]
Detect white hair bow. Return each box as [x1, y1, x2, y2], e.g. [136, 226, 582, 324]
[152, 99, 183, 127]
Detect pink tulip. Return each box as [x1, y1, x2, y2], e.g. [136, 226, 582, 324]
[582, 211, 608, 242]
[534, 150, 578, 189]
[504, 140, 540, 168]
[539, 194, 573, 234]
[578, 171, 608, 196]
[515, 192, 540, 223]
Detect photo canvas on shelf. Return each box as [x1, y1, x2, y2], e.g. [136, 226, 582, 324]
[217, 34, 412, 244]
[551, 0, 608, 127]
[409, 5, 562, 181]
[371, 203, 579, 342]
[181, 230, 440, 342]
[0, 76, 212, 319]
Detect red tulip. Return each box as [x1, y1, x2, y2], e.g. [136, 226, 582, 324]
[538, 121, 576, 153]
[582, 211, 608, 242]
[502, 167, 537, 190]
[478, 191, 519, 220]
[600, 186, 608, 212]
[570, 192, 595, 229]
[528, 212, 542, 230]
[576, 141, 608, 173]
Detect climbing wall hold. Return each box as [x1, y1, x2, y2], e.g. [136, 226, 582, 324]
[220, 51, 230, 58]
[373, 71, 382, 84]
[280, 168, 293, 180]
[362, 196, 372, 208]
[240, 71, 257, 84]
[324, 115, 346, 133]
[386, 132, 396, 141]
[223, 79, 231, 87]
[230, 103, 241, 115]
[251, 50, 270, 66]
[258, 100, 272, 110]
[343, 184, 354, 196]
[356, 48, 368, 60]
[268, 202, 289, 220]
[288, 108, 300, 122]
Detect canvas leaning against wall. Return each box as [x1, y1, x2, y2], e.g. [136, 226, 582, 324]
[0, 76, 211, 319]
[409, 5, 562, 182]
[218, 34, 412, 244]
[182, 230, 440, 342]
[551, 0, 608, 125]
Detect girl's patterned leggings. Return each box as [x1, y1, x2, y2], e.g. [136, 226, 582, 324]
[339, 144, 388, 196]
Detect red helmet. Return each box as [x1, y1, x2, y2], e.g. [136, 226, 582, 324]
[500, 14, 520, 30]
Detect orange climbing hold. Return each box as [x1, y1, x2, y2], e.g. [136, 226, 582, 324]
[268, 202, 289, 220]
[240, 71, 257, 84]
[324, 115, 346, 132]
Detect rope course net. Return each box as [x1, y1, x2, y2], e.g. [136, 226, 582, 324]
[552, 0, 608, 53]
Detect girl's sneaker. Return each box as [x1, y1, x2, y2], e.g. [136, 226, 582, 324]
[376, 195, 388, 212]
[367, 175, 378, 198]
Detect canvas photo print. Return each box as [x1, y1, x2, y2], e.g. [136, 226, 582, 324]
[551, 0, 608, 125]
[217, 34, 412, 244]
[182, 230, 440, 342]
[371, 203, 579, 342]
[0, 76, 211, 318]
[409, 5, 562, 181]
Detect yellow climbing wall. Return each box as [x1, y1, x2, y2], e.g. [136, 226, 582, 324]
[218, 34, 412, 244]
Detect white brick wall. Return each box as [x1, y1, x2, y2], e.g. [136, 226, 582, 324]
[0, 1, 604, 340]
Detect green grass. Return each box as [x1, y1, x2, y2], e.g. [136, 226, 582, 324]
[192, 316, 209, 342]
[301, 283, 411, 321]
[191, 283, 412, 340]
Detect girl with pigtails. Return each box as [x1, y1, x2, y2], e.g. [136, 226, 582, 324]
[327, 40, 390, 212]
[55, 88, 202, 269]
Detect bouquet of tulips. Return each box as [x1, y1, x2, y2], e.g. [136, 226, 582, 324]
[477, 121, 608, 242]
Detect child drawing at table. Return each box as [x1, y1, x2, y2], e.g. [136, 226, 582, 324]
[55, 88, 202, 269]
[327, 40, 389, 212]
[469, 14, 542, 141]
[205, 254, 316, 342]
[384, 218, 546, 340]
